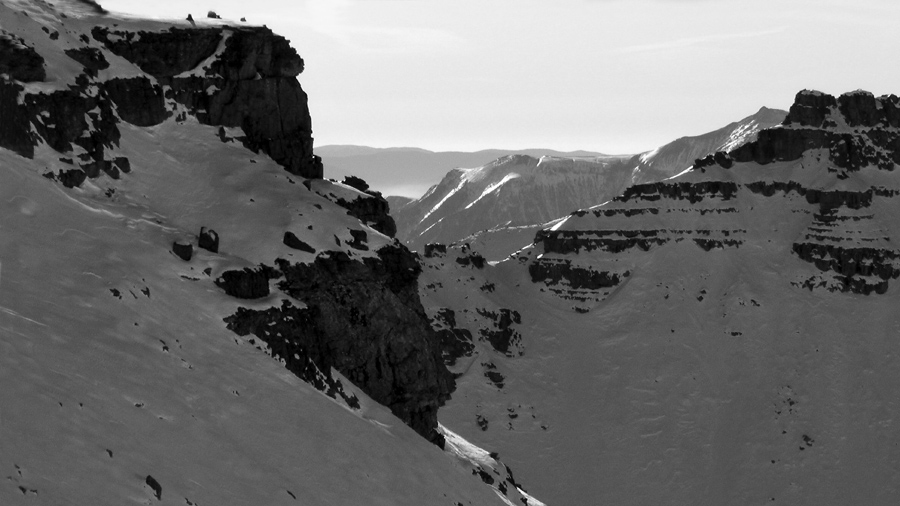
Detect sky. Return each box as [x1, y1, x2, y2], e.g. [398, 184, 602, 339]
[100, 0, 900, 155]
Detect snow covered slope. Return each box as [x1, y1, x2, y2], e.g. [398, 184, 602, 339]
[0, 1, 539, 504]
[422, 90, 900, 505]
[393, 107, 785, 262]
[393, 154, 634, 259]
[319, 146, 608, 199]
[630, 106, 787, 185]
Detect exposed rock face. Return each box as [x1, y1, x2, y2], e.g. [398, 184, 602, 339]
[172, 241, 193, 261]
[224, 245, 455, 446]
[732, 90, 900, 172]
[307, 179, 397, 237]
[430, 308, 475, 367]
[64, 46, 109, 76]
[475, 308, 523, 357]
[530, 90, 900, 301]
[198, 227, 219, 253]
[0, 35, 45, 82]
[215, 266, 276, 299]
[92, 25, 321, 178]
[0, 20, 321, 187]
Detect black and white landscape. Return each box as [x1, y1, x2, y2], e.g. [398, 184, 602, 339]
[3, 1, 900, 505]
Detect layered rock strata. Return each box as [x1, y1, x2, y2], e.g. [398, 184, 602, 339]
[530, 90, 900, 305]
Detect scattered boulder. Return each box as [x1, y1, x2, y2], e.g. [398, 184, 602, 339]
[144, 475, 162, 500]
[172, 241, 193, 261]
[198, 227, 219, 253]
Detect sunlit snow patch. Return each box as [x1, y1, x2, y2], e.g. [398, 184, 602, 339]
[441, 424, 546, 506]
[465, 173, 521, 210]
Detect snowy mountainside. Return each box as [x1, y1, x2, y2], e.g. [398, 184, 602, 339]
[0, 1, 538, 504]
[319, 146, 608, 199]
[630, 105, 787, 184]
[421, 90, 900, 505]
[394, 107, 785, 261]
[393, 154, 634, 258]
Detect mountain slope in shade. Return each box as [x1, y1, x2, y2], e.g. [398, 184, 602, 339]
[394, 107, 786, 260]
[420, 90, 900, 505]
[0, 2, 540, 504]
[320, 146, 610, 199]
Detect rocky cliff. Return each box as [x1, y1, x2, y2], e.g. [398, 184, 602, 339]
[1, 8, 321, 187]
[222, 243, 454, 446]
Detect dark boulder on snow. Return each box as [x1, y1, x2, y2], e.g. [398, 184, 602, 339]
[172, 241, 193, 261]
[283, 231, 316, 253]
[64, 46, 109, 77]
[198, 227, 219, 253]
[215, 266, 277, 299]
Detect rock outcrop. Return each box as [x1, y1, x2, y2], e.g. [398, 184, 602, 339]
[93, 25, 321, 178]
[0, 34, 45, 82]
[306, 179, 397, 237]
[224, 244, 455, 446]
[0, 18, 321, 188]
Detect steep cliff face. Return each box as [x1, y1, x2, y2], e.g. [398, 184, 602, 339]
[0, 6, 320, 185]
[222, 244, 454, 446]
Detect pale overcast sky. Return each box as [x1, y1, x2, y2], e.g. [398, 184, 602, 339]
[101, 0, 900, 154]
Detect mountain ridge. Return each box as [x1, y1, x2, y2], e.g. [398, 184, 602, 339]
[420, 88, 900, 505]
[391, 106, 787, 260]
